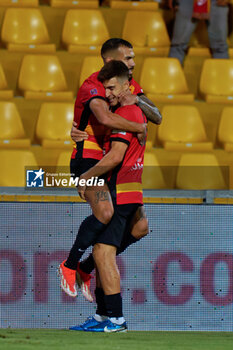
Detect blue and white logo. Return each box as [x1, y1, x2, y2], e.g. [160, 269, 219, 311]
[26, 168, 45, 188]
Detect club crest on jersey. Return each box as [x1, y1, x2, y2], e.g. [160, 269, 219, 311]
[90, 88, 98, 95]
[129, 85, 135, 94]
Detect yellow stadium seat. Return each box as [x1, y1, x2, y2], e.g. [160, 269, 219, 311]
[56, 151, 72, 173]
[199, 59, 233, 103]
[56, 151, 75, 188]
[142, 151, 167, 189]
[158, 105, 213, 151]
[110, 0, 159, 10]
[0, 0, 38, 7]
[56, 151, 71, 168]
[189, 22, 231, 57]
[146, 122, 158, 147]
[62, 10, 109, 54]
[176, 153, 227, 190]
[79, 56, 103, 87]
[140, 58, 194, 103]
[50, 0, 98, 8]
[122, 11, 170, 56]
[0, 102, 30, 149]
[1, 8, 55, 53]
[188, 20, 210, 57]
[18, 55, 73, 101]
[36, 103, 74, 148]
[0, 64, 14, 100]
[217, 107, 233, 151]
[0, 150, 38, 187]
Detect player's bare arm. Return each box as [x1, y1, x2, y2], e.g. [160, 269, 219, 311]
[89, 98, 147, 144]
[118, 91, 162, 125]
[136, 95, 162, 125]
[90, 98, 146, 145]
[70, 99, 147, 145]
[78, 141, 128, 199]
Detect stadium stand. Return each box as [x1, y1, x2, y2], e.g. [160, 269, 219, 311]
[18, 55, 73, 101]
[0, 63, 14, 99]
[217, 107, 233, 152]
[0, 101, 30, 149]
[36, 102, 73, 149]
[122, 11, 170, 56]
[188, 20, 211, 57]
[142, 150, 167, 189]
[62, 10, 109, 54]
[0, 0, 38, 7]
[79, 56, 103, 87]
[183, 13, 230, 58]
[140, 58, 194, 103]
[199, 59, 233, 103]
[146, 121, 158, 147]
[1, 8, 55, 53]
[56, 151, 74, 186]
[158, 105, 213, 151]
[56, 151, 71, 168]
[0, 150, 38, 186]
[110, 0, 159, 10]
[49, 0, 99, 8]
[176, 153, 227, 190]
[0, 3, 232, 189]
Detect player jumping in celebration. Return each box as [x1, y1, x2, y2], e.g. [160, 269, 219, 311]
[73, 60, 148, 332]
[58, 38, 161, 302]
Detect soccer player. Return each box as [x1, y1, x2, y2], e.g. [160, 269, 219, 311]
[73, 60, 148, 332]
[58, 38, 161, 300]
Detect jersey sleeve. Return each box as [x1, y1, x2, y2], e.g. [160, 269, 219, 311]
[131, 78, 144, 96]
[80, 80, 106, 105]
[110, 130, 132, 146]
[109, 106, 135, 146]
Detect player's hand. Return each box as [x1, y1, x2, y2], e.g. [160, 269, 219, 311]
[118, 91, 138, 106]
[78, 175, 87, 200]
[217, 0, 228, 6]
[137, 123, 147, 146]
[71, 121, 88, 142]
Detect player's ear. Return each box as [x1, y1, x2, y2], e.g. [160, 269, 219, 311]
[123, 79, 129, 91]
[105, 57, 113, 64]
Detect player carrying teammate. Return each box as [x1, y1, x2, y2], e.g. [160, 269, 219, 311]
[58, 39, 161, 302]
[71, 60, 148, 332]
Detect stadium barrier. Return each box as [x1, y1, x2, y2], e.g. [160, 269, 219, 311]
[0, 189, 233, 331]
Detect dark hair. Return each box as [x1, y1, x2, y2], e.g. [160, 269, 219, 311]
[101, 38, 132, 58]
[98, 60, 130, 83]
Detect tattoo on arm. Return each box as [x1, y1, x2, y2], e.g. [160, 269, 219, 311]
[94, 190, 110, 204]
[137, 96, 162, 125]
[132, 206, 147, 224]
[138, 207, 147, 221]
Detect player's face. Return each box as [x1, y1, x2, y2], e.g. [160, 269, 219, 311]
[104, 77, 129, 106]
[115, 46, 135, 78]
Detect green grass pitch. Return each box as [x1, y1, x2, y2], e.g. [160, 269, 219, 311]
[1, 330, 233, 350]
